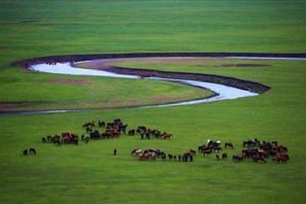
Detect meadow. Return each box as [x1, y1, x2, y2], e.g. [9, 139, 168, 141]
[0, 1, 306, 204]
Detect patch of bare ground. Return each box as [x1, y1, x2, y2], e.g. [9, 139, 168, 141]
[76, 57, 227, 69]
[75, 59, 126, 69]
[80, 57, 271, 69]
[121, 57, 219, 64]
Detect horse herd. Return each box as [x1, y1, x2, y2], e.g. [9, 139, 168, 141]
[40, 118, 174, 146]
[31, 118, 290, 164]
[129, 138, 289, 164]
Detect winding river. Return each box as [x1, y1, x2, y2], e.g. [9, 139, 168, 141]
[30, 62, 258, 108]
[4, 53, 306, 115]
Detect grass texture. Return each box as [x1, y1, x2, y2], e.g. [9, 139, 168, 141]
[0, 1, 306, 204]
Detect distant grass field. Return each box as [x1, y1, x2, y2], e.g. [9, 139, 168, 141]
[0, 1, 306, 204]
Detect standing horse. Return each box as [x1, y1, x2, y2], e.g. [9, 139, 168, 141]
[23, 149, 28, 156]
[224, 142, 234, 149]
[29, 148, 36, 155]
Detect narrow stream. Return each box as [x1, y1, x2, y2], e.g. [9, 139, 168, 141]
[29, 62, 258, 109]
[4, 54, 306, 115]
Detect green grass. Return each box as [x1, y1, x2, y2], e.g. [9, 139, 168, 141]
[0, 67, 211, 110]
[1, 0, 306, 204]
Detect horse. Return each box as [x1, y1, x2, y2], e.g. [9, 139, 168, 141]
[252, 154, 267, 163]
[145, 132, 151, 139]
[136, 126, 147, 135]
[198, 144, 206, 153]
[53, 139, 61, 146]
[119, 124, 128, 134]
[84, 136, 90, 144]
[162, 132, 172, 139]
[86, 127, 93, 133]
[98, 120, 105, 127]
[128, 129, 135, 136]
[203, 148, 212, 156]
[82, 121, 95, 128]
[232, 155, 244, 162]
[243, 139, 259, 148]
[138, 153, 148, 161]
[29, 148, 36, 155]
[213, 146, 222, 153]
[23, 149, 28, 156]
[224, 142, 234, 149]
[189, 149, 197, 156]
[222, 153, 228, 159]
[207, 139, 221, 149]
[273, 153, 289, 163]
[131, 148, 142, 156]
[42, 137, 47, 143]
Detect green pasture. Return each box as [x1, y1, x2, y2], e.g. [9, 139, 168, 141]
[1, 0, 306, 204]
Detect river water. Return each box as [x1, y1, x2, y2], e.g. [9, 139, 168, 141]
[30, 62, 258, 109]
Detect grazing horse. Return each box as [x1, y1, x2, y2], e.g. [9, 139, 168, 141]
[279, 152, 289, 160]
[98, 120, 105, 127]
[128, 129, 135, 136]
[232, 155, 244, 162]
[136, 126, 147, 135]
[203, 148, 212, 156]
[252, 154, 267, 163]
[162, 132, 172, 139]
[198, 144, 206, 153]
[29, 148, 36, 155]
[131, 148, 142, 156]
[90, 130, 100, 140]
[243, 139, 259, 148]
[138, 153, 148, 161]
[119, 124, 128, 134]
[189, 149, 197, 156]
[168, 154, 174, 161]
[277, 145, 288, 152]
[23, 149, 28, 156]
[82, 121, 95, 128]
[224, 142, 234, 149]
[84, 136, 90, 144]
[53, 139, 61, 146]
[86, 127, 93, 133]
[213, 146, 222, 153]
[182, 152, 193, 162]
[273, 153, 289, 163]
[145, 132, 151, 139]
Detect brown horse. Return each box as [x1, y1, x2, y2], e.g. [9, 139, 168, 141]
[252, 154, 267, 163]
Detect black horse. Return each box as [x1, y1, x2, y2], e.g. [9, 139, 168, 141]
[29, 148, 36, 155]
[23, 149, 28, 156]
[232, 155, 244, 162]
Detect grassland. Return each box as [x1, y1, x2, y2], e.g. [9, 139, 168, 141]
[0, 1, 306, 204]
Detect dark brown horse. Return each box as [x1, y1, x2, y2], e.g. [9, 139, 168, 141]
[252, 154, 267, 163]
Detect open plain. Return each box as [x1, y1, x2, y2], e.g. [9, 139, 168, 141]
[0, 1, 306, 204]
